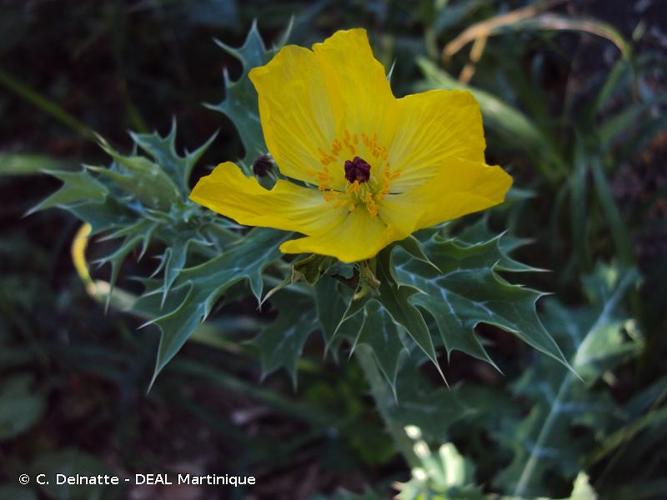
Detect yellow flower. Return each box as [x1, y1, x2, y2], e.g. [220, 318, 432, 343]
[190, 29, 512, 263]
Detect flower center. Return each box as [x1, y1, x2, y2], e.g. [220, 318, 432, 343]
[344, 156, 371, 184]
[316, 130, 401, 218]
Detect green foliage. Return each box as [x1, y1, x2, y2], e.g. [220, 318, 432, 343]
[18, 39, 580, 498]
[135, 228, 290, 385]
[327, 226, 568, 395]
[253, 288, 318, 386]
[394, 232, 562, 366]
[387, 352, 470, 443]
[396, 426, 599, 500]
[19, 7, 667, 500]
[35, 23, 568, 400]
[494, 266, 641, 497]
[207, 20, 292, 172]
[0, 152, 66, 176]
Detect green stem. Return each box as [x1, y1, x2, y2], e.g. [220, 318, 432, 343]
[355, 346, 419, 469]
[0, 66, 95, 140]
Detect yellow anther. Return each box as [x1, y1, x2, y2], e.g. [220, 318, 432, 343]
[317, 131, 398, 218]
[347, 181, 361, 194]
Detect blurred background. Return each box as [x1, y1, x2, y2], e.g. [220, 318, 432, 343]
[1, 0, 665, 499]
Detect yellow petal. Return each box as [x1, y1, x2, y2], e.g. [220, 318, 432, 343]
[250, 46, 341, 186]
[389, 89, 486, 191]
[380, 157, 512, 230]
[280, 209, 398, 263]
[312, 29, 397, 148]
[195, 33, 510, 265]
[249, 29, 397, 188]
[189, 162, 342, 233]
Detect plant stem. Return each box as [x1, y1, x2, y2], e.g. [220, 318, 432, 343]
[0, 66, 95, 140]
[355, 345, 419, 469]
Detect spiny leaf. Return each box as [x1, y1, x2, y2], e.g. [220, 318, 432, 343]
[350, 300, 410, 393]
[95, 137, 182, 210]
[206, 20, 291, 171]
[253, 289, 318, 387]
[314, 276, 354, 349]
[387, 352, 472, 443]
[395, 235, 439, 270]
[94, 220, 158, 310]
[392, 234, 568, 371]
[133, 229, 290, 388]
[28, 169, 131, 234]
[33, 123, 269, 389]
[93, 233, 143, 301]
[160, 241, 192, 306]
[315, 272, 417, 391]
[129, 119, 218, 196]
[325, 229, 560, 395]
[35, 124, 237, 301]
[28, 169, 108, 214]
[33, 123, 219, 239]
[455, 218, 542, 272]
[326, 249, 444, 389]
[375, 249, 443, 378]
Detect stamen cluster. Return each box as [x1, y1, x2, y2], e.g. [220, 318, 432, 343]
[315, 130, 400, 217]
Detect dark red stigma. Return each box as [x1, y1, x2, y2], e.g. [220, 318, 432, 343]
[344, 156, 371, 183]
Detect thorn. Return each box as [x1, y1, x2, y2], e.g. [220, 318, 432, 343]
[275, 16, 294, 49]
[138, 287, 163, 298]
[169, 116, 178, 140]
[432, 359, 449, 388]
[146, 369, 159, 395]
[138, 318, 157, 329]
[387, 59, 397, 82]
[160, 286, 169, 309]
[138, 235, 151, 261]
[91, 259, 107, 270]
[249, 19, 260, 43]
[347, 340, 358, 361]
[24, 204, 41, 218]
[258, 276, 289, 309]
[213, 37, 240, 60]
